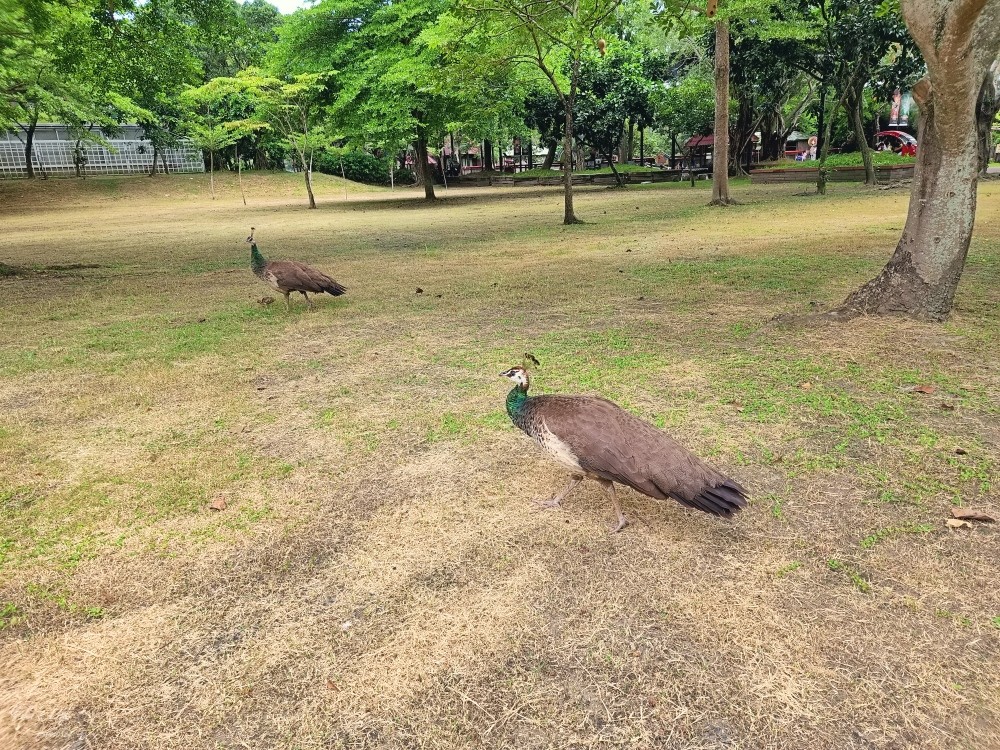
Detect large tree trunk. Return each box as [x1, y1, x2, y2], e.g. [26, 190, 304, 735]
[977, 62, 1000, 175]
[415, 130, 436, 201]
[849, 85, 875, 186]
[483, 139, 494, 171]
[562, 56, 582, 224]
[839, 0, 1000, 321]
[710, 19, 734, 206]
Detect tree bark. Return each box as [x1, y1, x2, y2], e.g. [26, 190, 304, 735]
[160, 149, 169, 175]
[562, 56, 582, 224]
[606, 150, 623, 187]
[209, 150, 215, 200]
[542, 141, 557, 169]
[23, 114, 37, 179]
[849, 85, 875, 186]
[816, 93, 844, 195]
[710, 19, 733, 205]
[415, 130, 436, 201]
[150, 144, 160, 176]
[483, 139, 494, 171]
[839, 0, 1000, 320]
[300, 152, 316, 209]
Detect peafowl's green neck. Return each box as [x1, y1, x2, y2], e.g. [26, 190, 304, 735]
[250, 244, 266, 273]
[506, 385, 529, 418]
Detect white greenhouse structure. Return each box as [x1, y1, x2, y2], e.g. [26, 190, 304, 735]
[0, 124, 204, 178]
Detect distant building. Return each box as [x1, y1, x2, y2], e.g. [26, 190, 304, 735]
[0, 123, 204, 179]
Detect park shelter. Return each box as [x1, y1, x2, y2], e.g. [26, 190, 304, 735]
[0, 124, 204, 179]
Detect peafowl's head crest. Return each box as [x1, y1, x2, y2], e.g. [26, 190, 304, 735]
[500, 366, 530, 390]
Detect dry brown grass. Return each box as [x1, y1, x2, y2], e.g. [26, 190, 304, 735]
[0, 170, 998, 749]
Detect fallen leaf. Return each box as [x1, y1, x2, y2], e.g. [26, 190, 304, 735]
[955, 447, 968, 455]
[951, 508, 995, 523]
[940, 402, 955, 410]
[912, 384, 936, 394]
[799, 382, 813, 390]
[415, 287, 423, 294]
[326, 679, 339, 692]
[210, 498, 227, 511]
[945, 518, 972, 529]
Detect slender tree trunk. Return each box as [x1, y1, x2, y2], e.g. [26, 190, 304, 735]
[160, 150, 168, 175]
[838, 0, 1000, 321]
[816, 94, 844, 195]
[150, 144, 160, 176]
[415, 130, 436, 200]
[562, 56, 582, 224]
[300, 152, 316, 209]
[236, 143, 246, 206]
[710, 19, 734, 206]
[23, 114, 37, 179]
[849, 85, 875, 186]
[606, 151, 623, 187]
[542, 141, 557, 169]
[816, 82, 827, 159]
[209, 150, 215, 199]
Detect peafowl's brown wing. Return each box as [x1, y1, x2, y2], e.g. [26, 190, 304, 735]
[525, 395, 748, 517]
[265, 260, 346, 296]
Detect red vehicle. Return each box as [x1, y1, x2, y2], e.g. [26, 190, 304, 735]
[874, 130, 917, 157]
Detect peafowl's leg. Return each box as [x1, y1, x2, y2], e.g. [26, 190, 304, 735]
[534, 474, 583, 510]
[302, 291, 313, 309]
[283, 291, 291, 311]
[598, 479, 628, 533]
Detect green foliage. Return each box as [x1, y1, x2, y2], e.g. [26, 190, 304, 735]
[314, 150, 412, 185]
[654, 72, 715, 137]
[575, 43, 661, 176]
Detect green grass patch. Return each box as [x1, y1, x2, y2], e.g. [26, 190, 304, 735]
[859, 523, 934, 549]
[827, 559, 871, 593]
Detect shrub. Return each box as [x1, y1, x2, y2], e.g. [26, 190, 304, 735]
[313, 151, 415, 186]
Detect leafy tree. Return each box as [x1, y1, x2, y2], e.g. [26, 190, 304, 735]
[523, 88, 564, 169]
[575, 45, 658, 186]
[196, 0, 282, 79]
[273, 0, 471, 201]
[805, 0, 920, 192]
[660, 0, 798, 205]
[188, 70, 332, 208]
[457, 0, 624, 223]
[185, 117, 237, 199]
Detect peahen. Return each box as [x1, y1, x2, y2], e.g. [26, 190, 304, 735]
[245, 228, 346, 310]
[501, 365, 748, 532]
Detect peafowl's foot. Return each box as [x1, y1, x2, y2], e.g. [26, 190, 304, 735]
[533, 497, 562, 510]
[611, 515, 629, 534]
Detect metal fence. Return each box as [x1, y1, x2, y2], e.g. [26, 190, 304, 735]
[0, 124, 205, 179]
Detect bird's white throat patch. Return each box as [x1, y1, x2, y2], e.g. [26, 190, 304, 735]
[536, 421, 583, 472]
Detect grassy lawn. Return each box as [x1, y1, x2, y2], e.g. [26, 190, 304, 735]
[0, 170, 998, 749]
